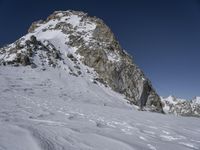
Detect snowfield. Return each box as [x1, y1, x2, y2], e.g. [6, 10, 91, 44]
[0, 66, 200, 150]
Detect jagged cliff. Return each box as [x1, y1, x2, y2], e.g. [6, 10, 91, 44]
[0, 10, 163, 112]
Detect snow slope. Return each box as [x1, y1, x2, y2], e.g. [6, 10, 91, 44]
[0, 66, 200, 150]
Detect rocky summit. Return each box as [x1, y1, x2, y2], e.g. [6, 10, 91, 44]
[0, 10, 163, 112]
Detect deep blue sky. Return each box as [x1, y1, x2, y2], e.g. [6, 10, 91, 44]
[0, 0, 199, 99]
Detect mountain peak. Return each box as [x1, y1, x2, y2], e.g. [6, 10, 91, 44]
[0, 10, 163, 112]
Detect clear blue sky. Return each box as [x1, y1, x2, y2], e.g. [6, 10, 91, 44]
[0, 0, 199, 99]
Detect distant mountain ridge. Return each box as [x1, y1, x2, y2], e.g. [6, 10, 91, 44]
[161, 96, 200, 117]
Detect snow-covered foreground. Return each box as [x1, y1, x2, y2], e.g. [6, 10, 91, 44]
[0, 67, 200, 150]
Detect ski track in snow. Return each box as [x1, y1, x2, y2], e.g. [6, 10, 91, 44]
[0, 67, 200, 150]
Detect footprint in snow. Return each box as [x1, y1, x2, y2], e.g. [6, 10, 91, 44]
[139, 136, 148, 141]
[96, 121, 106, 128]
[160, 135, 186, 141]
[179, 142, 199, 150]
[162, 130, 170, 135]
[143, 130, 155, 135]
[68, 115, 76, 120]
[147, 144, 157, 150]
[121, 128, 132, 135]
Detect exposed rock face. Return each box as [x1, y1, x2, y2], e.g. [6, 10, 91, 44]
[0, 10, 163, 112]
[161, 96, 200, 117]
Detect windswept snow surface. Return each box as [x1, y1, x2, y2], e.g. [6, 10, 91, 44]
[0, 66, 200, 150]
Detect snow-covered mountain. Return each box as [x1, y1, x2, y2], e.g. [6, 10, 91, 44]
[0, 10, 163, 112]
[0, 10, 200, 150]
[161, 96, 200, 117]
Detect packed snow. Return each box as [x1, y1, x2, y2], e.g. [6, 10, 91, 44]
[0, 66, 200, 150]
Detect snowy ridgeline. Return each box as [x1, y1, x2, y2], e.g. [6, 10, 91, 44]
[0, 66, 200, 150]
